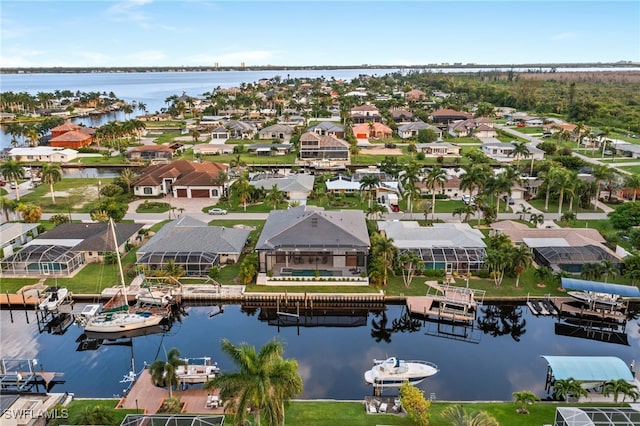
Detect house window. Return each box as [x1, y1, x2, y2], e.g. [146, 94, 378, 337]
[143, 187, 153, 195]
[211, 189, 219, 197]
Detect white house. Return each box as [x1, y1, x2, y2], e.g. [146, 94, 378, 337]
[8, 147, 78, 163]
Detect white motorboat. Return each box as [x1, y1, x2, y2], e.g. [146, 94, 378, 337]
[39, 286, 69, 311]
[176, 357, 220, 384]
[364, 357, 439, 388]
[136, 287, 173, 306]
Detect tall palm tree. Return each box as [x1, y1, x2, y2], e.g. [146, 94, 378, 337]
[459, 164, 490, 217]
[119, 168, 137, 195]
[149, 347, 187, 399]
[509, 141, 530, 169]
[486, 173, 512, 214]
[424, 166, 446, 220]
[400, 161, 421, 213]
[1, 159, 25, 200]
[265, 184, 285, 209]
[452, 204, 476, 223]
[580, 262, 605, 281]
[40, 163, 62, 203]
[553, 168, 575, 215]
[623, 174, 640, 201]
[206, 338, 303, 426]
[600, 259, 617, 283]
[591, 164, 616, 211]
[371, 233, 397, 287]
[359, 174, 380, 208]
[232, 175, 252, 212]
[511, 245, 532, 288]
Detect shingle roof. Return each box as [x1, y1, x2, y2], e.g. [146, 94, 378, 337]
[133, 160, 227, 187]
[36, 222, 143, 251]
[138, 216, 250, 254]
[256, 206, 370, 250]
[249, 174, 314, 193]
[300, 132, 349, 148]
[378, 221, 485, 249]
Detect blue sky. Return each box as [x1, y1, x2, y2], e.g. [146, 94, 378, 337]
[1, 1, 639, 68]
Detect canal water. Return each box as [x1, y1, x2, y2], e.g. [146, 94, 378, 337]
[1, 303, 638, 400]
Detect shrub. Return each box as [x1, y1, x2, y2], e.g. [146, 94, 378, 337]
[477, 269, 490, 278]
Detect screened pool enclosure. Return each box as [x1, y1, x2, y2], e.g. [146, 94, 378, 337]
[1, 245, 84, 276]
[402, 247, 486, 272]
[136, 251, 220, 276]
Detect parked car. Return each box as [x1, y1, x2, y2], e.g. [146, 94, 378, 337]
[391, 204, 400, 212]
[208, 208, 228, 215]
[9, 182, 17, 189]
[502, 195, 515, 205]
[385, 143, 397, 149]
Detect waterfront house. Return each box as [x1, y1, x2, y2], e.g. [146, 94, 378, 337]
[210, 120, 256, 142]
[49, 130, 93, 149]
[352, 122, 393, 140]
[298, 132, 350, 163]
[307, 121, 345, 139]
[397, 121, 442, 139]
[378, 221, 487, 273]
[7, 147, 78, 163]
[490, 221, 621, 274]
[0, 223, 39, 260]
[258, 124, 294, 142]
[249, 173, 315, 205]
[136, 216, 249, 276]
[192, 144, 234, 155]
[132, 160, 228, 198]
[1, 222, 142, 276]
[246, 143, 292, 156]
[448, 118, 496, 138]
[126, 145, 174, 162]
[325, 175, 361, 195]
[415, 142, 461, 157]
[255, 206, 370, 283]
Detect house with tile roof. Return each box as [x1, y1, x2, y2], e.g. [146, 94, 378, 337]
[0, 222, 142, 276]
[210, 120, 257, 142]
[448, 118, 496, 138]
[298, 132, 350, 163]
[249, 173, 315, 205]
[390, 109, 414, 123]
[258, 124, 294, 142]
[352, 122, 393, 140]
[132, 160, 228, 198]
[490, 221, 621, 274]
[126, 145, 174, 162]
[255, 206, 370, 283]
[397, 121, 442, 139]
[378, 221, 487, 273]
[49, 130, 93, 149]
[136, 216, 250, 276]
[350, 104, 382, 124]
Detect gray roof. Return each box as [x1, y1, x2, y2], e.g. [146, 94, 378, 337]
[249, 174, 314, 193]
[259, 124, 294, 134]
[307, 121, 344, 133]
[397, 120, 435, 132]
[138, 216, 250, 255]
[377, 221, 486, 249]
[0, 222, 39, 245]
[256, 206, 370, 250]
[34, 222, 143, 252]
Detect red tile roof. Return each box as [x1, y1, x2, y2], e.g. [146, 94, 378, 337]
[49, 130, 92, 142]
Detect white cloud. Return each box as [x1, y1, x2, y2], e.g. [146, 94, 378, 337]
[107, 0, 154, 28]
[551, 32, 577, 41]
[0, 47, 46, 67]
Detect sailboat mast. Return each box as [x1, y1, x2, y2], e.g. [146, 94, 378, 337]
[109, 218, 128, 301]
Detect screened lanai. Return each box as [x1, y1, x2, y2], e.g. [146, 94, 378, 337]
[405, 247, 487, 272]
[554, 407, 640, 426]
[120, 414, 224, 426]
[136, 251, 219, 277]
[0, 244, 84, 276]
[533, 245, 620, 273]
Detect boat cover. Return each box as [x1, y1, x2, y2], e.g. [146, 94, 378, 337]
[561, 277, 640, 297]
[540, 356, 633, 381]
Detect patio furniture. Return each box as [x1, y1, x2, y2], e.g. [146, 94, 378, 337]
[206, 395, 220, 408]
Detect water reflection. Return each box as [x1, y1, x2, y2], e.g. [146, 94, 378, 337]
[477, 304, 527, 342]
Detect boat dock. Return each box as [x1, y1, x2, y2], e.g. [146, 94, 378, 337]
[406, 283, 485, 323]
[555, 297, 628, 323]
[0, 359, 65, 394]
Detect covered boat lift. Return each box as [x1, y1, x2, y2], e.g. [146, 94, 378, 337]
[561, 278, 640, 298]
[541, 355, 635, 393]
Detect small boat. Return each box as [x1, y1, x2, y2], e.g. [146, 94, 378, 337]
[39, 286, 69, 311]
[567, 291, 623, 309]
[364, 357, 438, 388]
[135, 286, 173, 306]
[176, 357, 220, 384]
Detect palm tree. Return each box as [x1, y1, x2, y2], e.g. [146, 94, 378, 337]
[623, 174, 640, 201]
[161, 258, 185, 284]
[371, 233, 397, 287]
[512, 390, 540, 414]
[553, 378, 588, 402]
[553, 168, 575, 215]
[459, 164, 489, 224]
[529, 213, 544, 227]
[232, 175, 252, 211]
[119, 168, 137, 195]
[600, 259, 617, 283]
[424, 166, 446, 220]
[265, 184, 285, 209]
[400, 162, 421, 214]
[74, 405, 114, 425]
[441, 405, 499, 426]
[591, 164, 615, 211]
[509, 141, 530, 169]
[580, 262, 604, 281]
[486, 173, 512, 214]
[603, 379, 640, 404]
[359, 174, 380, 208]
[518, 204, 531, 221]
[1, 159, 25, 200]
[510, 245, 533, 288]
[40, 163, 62, 204]
[149, 347, 187, 399]
[205, 338, 303, 426]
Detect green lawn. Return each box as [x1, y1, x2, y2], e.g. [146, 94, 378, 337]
[527, 197, 601, 214]
[136, 201, 171, 213]
[19, 178, 115, 213]
[70, 155, 128, 165]
[0, 278, 40, 294]
[152, 131, 183, 144]
[619, 165, 640, 174]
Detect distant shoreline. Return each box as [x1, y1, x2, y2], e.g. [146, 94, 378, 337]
[2, 62, 639, 74]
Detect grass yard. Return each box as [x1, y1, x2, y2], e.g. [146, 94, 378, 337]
[619, 165, 640, 174]
[0, 278, 40, 294]
[19, 178, 115, 213]
[527, 197, 600, 214]
[136, 201, 171, 213]
[70, 155, 128, 165]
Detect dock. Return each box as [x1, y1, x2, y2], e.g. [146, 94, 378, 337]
[555, 297, 628, 323]
[0, 359, 65, 394]
[406, 283, 485, 323]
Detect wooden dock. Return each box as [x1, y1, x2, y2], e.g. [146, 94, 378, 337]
[0, 293, 39, 307]
[555, 297, 628, 323]
[406, 296, 477, 322]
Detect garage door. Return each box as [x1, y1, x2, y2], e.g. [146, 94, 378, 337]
[176, 189, 187, 198]
[356, 133, 367, 139]
[191, 189, 210, 198]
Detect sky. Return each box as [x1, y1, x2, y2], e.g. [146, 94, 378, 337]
[1, 0, 639, 68]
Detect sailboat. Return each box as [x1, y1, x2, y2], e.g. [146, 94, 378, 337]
[79, 219, 167, 334]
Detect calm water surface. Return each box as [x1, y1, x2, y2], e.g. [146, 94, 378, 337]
[1, 303, 638, 400]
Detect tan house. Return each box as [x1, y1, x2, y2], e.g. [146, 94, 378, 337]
[416, 142, 461, 157]
[298, 132, 350, 163]
[132, 160, 228, 198]
[352, 122, 393, 139]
